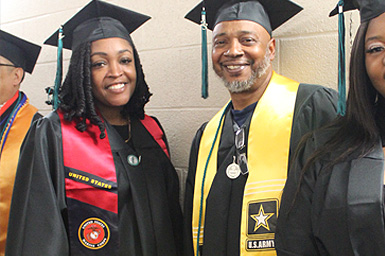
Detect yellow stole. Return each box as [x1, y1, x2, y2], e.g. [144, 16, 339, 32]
[192, 72, 299, 255]
[0, 100, 37, 255]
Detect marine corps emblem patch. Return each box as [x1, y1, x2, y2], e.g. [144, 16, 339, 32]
[78, 217, 110, 250]
[246, 199, 279, 251]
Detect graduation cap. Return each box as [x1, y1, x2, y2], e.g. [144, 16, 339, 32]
[44, 0, 151, 110]
[0, 30, 41, 74]
[185, 0, 303, 34]
[329, 0, 385, 23]
[44, 0, 151, 50]
[185, 0, 302, 99]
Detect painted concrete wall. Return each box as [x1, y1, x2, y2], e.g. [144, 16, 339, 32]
[0, 0, 360, 201]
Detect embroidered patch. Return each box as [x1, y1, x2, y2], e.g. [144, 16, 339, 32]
[78, 218, 110, 250]
[246, 199, 279, 251]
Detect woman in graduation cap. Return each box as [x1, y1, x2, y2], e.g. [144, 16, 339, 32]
[275, 0, 385, 255]
[5, 1, 182, 256]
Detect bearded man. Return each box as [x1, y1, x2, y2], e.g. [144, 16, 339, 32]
[183, 0, 339, 255]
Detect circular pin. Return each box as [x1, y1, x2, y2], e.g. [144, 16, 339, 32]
[226, 162, 241, 179]
[127, 155, 140, 166]
[78, 217, 110, 250]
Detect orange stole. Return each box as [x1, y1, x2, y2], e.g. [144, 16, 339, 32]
[0, 101, 37, 255]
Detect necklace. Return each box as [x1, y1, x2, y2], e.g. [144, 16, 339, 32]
[125, 117, 131, 143]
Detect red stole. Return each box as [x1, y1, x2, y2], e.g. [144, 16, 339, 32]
[60, 111, 169, 254]
[59, 111, 119, 254]
[141, 115, 169, 158]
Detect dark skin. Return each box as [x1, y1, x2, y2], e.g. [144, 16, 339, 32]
[90, 37, 137, 126]
[364, 12, 385, 184]
[211, 20, 276, 110]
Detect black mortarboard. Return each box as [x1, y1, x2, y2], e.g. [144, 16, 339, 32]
[185, 0, 303, 34]
[329, 0, 385, 23]
[0, 30, 41, 74]
[44, 0, 151, 50]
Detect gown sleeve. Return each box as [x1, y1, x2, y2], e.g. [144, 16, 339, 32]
[5, 113, 70, 256]
[275, 134, 322, 255]
[291, 85, 338, 156]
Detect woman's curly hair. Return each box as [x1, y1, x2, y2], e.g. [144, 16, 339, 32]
[58, 36, 152, 139]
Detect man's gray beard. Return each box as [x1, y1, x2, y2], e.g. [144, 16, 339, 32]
[222, 50, 270, 93]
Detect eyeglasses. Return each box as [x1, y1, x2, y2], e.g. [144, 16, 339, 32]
[0, 63, 18, 68]
[235, 127, 249, 175]
[235, 127, 245, 150]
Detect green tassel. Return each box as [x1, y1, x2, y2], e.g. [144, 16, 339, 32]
[53, 26, 63, 110]
[201, 8, 208, 99]
[337, 0, 346, 116]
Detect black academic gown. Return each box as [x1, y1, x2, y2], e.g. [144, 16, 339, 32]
[275, 128, 385, 256]
[5, 111, 183, 256]
[183, 84, 338, 256]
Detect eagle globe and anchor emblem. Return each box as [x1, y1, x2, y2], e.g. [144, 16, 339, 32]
[78, 217, 110, 249]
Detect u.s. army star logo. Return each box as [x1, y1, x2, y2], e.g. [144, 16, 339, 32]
[251, 205, 274, 231]
[246, 200, 279, 251]
[247, 200, 278, 235]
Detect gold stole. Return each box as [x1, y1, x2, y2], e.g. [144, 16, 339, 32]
[0, 100, 37, 255]
[192, 72, 299, 255]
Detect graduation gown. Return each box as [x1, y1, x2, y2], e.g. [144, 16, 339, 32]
[5, 111, 183, 256]
[0, 92, 40, 256]
[183, 83, 338, 256]
[275, 128, 385, 256]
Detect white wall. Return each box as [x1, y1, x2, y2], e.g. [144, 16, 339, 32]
[0, 0, 360, 200]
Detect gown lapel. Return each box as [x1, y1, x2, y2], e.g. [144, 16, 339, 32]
[347, 141, 385, 255]
[105, 121, 157, 255]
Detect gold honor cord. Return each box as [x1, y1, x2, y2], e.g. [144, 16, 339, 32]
[192, 72, 299, 255]
[192, 101, 229, 254]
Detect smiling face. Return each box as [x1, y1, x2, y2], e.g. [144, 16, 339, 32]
[0, 55, 22, 104]
[90, 37, 136, 114]
[365, 12, 385, 98]
[212, 20, 275, 93]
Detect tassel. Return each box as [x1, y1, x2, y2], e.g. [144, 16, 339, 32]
[53, 26, 64, 110]
[337, 0, 346, 116]
[201, 7, 209, 99]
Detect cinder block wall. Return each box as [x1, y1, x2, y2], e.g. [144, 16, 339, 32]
[0, 0, 359, 201]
